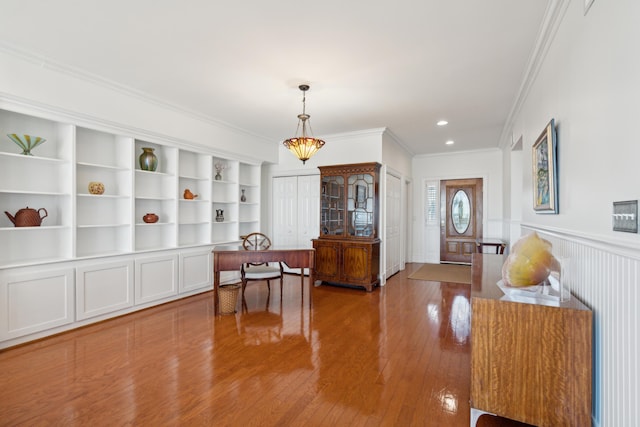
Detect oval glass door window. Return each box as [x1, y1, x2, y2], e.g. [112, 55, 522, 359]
[451, 190, 471, 234]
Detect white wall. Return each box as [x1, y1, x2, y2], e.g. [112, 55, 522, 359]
[411, 149, 503, 263]
[507, 0, 640, 244]
[0, 48, 277, 163]
[501, 1, 640, 426]
[381, 131, 412, 175]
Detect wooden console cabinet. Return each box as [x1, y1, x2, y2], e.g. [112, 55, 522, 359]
[470, 254, 592, 427]
[312, 162, 381, 291]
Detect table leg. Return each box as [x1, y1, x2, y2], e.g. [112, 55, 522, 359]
[214, 270, 220, 315]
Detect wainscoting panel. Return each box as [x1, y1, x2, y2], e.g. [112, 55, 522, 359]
[523, 225, 639, 427]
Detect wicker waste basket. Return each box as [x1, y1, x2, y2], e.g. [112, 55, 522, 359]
[218, 284, 240, 314]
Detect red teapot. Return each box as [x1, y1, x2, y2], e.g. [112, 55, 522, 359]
[5, 207, 48, 227]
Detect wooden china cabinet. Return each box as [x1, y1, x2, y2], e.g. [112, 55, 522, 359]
[312, 162, 381, 291]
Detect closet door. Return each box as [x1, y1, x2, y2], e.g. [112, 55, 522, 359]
[272, 176, 298, 247]
[385, 173, 402, 278]
[296, 175, 320, 247]
[272, 175, 320, 274]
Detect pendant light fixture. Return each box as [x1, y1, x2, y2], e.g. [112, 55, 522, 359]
[283, 84, 325, 164]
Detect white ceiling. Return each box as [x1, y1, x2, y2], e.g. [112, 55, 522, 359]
[0, 0, 549, 155]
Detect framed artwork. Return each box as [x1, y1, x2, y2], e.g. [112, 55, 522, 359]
[532, 119, 558, 213]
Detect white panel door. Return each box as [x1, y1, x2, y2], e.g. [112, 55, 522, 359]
[272, 174, 320, 274]
[135, 254, 179, 304]
[272, 176, 298, 247]
[76, 260, 134, 320]
[385, 173, 402, 278]
[297, 175, 320, 247]
[0, 267, 74, 340]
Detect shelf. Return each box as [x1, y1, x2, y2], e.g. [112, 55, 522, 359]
[179, 221, 210, 225]
[0, 152, 68, 164]
[135, 196, 174, 201]
[135, 222, 174, 226]
[179, 199, 209, 203]
[0, 225, 70, 231]
[0, 256, 74, 269]
[135, 169, 174, 177]
[77, 194, 129, 199]
[77, 162, 129, 171]
[77, 224, 130, 229]
[179, 174, 209, 180]
[0, 189, 71, 196]
[75, 250, 132, 259]
[212, 239, 243, 246]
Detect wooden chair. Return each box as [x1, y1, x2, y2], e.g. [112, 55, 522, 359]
[476, 239, 507, 254]
[240, 232, 284, 299]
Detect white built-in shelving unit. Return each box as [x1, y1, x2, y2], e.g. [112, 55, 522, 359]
[0, 110, 74, 266]
[75, 127, 133, 258]
[239, 162, 261, 237]
[0, 104, 262, 349]
[0, 107, 263, 268]
[178, 149, 212, 247]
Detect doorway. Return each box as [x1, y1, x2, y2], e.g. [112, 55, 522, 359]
[440, 178, 483, 264]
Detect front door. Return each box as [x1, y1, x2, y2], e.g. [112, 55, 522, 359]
[440, 178, 483, 264]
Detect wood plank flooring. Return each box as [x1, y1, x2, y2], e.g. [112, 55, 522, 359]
[0, 263, 532, 426]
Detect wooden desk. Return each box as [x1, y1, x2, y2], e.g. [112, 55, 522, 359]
[470, 254, 592, 426]
[212, 246, 315, 314]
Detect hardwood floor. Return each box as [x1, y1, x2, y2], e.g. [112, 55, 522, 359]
[0, 263, 532, 426]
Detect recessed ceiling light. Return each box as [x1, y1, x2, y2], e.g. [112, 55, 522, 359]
[445, 140, 454, 145]
[437, 120, 448, 126]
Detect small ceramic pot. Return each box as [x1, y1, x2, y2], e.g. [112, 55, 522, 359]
[88, 181, 105, 195]
[143, 213, 159, 223]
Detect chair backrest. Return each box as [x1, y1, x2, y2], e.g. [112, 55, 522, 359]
[242, 232, 272, 251]
[242, 232, 275, 268]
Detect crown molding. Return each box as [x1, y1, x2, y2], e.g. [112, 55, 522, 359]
[0, 41, 272, 144]
[413, 146, 501, 160]
[318, 127, 387, 141]
[0, 92, 263, 165]
[497, 0, 570, 149]
[382, 128, 415, 156]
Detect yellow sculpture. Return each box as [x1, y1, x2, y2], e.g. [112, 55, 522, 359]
[502, 232, 558, 287]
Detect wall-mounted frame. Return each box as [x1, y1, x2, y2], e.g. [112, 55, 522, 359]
[584, 0, 595, 15]
[532, 118, 558, 213]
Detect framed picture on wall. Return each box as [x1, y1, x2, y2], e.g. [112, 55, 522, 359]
[532, 119, 558, 213]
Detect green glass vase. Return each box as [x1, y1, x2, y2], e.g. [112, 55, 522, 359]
[139, 147, 158, 171]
